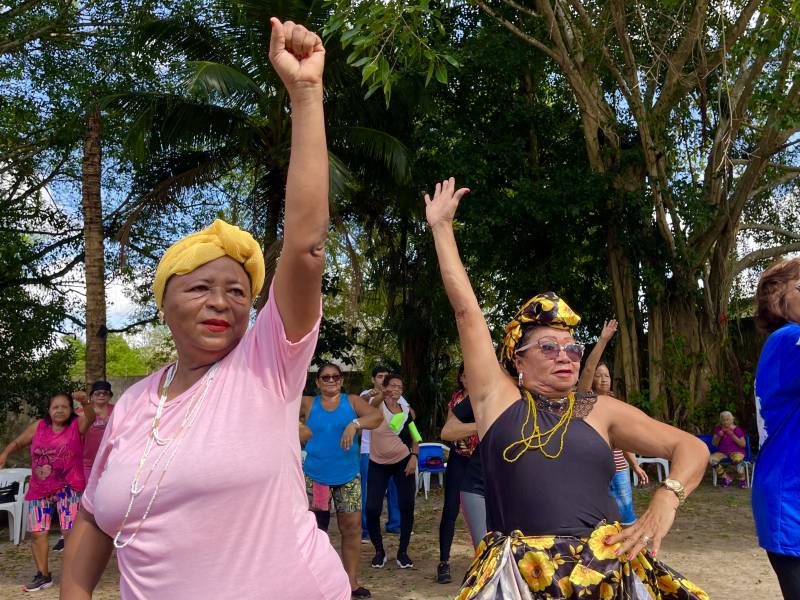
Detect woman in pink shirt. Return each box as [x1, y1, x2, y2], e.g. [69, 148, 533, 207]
[0, 391, 95, 592]
[61, 19, 350, 600]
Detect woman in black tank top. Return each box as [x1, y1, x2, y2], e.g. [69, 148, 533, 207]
[425, 178, 710, 600]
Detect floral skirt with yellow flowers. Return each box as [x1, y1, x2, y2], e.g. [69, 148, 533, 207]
[457, 523, 708, 600]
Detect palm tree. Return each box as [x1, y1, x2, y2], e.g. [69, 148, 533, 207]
[107, 0, 410, 305]
[82, 107, 106, 384]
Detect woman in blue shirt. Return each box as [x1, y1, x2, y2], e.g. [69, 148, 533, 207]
[753, 257, 800, 599]
[301, 363, 382, 599]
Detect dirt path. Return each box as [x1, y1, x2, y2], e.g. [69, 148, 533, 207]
[0, 477, 780, 599]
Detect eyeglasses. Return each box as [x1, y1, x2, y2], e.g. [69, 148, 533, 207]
[319, 374, 342, 382]
[517, 339, 584, 362]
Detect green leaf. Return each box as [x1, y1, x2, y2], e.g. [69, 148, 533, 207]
[434, 62, 448, 84]
[361, 61, 379, 84]
[364, 80, 382, 99]
[425, 59, 435, 86]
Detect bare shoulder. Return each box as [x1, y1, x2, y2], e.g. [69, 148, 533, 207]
[472, 374, 522, 438]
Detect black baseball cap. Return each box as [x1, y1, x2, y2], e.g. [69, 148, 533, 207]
[90, 380, 113, 394]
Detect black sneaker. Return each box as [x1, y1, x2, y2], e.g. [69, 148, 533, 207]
[371, 550, 387, 568]
[351, 586, 371, 598]
[24, 572, 53, 592]
[53, 537, 64, 552]
[436, 561, 452, 583]
[396, 552, 414, 569]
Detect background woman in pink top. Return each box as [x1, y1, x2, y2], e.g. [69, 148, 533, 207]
[0, 390, 95, 592]
[60, 18, 350, 600]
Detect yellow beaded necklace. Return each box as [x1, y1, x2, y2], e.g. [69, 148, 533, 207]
[502, 389, 576, 462]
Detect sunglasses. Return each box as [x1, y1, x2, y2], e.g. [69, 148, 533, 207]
[319, 374, 342, 382]
[517, 339, 584, 362]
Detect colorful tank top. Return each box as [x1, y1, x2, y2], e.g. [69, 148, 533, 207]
[26, 419, 85, 500]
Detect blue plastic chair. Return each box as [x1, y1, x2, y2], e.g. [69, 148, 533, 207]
[697, 433, 754, 487]
[417, 442, 448, 499]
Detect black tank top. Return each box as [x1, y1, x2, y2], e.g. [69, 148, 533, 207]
[480, 393, 621, 537]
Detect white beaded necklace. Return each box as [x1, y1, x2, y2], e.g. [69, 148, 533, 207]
[113, 361, 219, 549]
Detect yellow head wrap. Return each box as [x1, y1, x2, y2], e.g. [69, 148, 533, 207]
[153, 219, 265, 308]
[499, 292, 581, 372]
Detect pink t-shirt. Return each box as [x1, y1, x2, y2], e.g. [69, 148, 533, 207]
[26, 419, 85, 501]
[79, 404, 114, 480]
[83, 288, 349, 600]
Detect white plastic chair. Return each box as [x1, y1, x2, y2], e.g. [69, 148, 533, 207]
[633, 457, 669, 486]
[0, 468, 31, 545]
[416, 443, 449, 499]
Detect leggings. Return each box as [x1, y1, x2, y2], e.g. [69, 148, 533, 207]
[768, 551, 800, 599]
[460, 491, 487, 549]
[366, 458, 415, 555]
[439, 453, 469, 562]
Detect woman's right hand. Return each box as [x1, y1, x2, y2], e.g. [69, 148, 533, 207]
[599, 319, 618, 341]
[424, 177, 470, 229]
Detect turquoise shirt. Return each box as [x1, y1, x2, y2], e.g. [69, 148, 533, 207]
[303, 395, 360, 486]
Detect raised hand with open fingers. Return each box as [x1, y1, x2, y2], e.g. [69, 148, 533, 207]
[599, 319, 618, 341]
[424, 177, 470, 229]
[268, 18, 325, 96]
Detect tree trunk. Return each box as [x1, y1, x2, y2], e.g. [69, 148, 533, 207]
[607, 226, 640, 399]
[647, 300, 665, 418]
[82, 108, 106, 386]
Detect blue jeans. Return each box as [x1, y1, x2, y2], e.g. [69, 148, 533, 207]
[360, 453, 401, 536]
[609, 469, 636, 525]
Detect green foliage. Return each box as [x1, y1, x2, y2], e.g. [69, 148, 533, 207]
[0, 232, 75, 416]
[69, 331, 176, 380]
[323, 0, 459, 105]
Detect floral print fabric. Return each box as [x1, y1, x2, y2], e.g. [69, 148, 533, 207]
[457, 523, 709, 600]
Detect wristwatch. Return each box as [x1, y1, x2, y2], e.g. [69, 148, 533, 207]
[351, 418, 362, 430]
[660, 478, 686, 506]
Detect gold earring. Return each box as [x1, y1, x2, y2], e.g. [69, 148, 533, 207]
[158, 310, 165, 325]
[518, 372, 524, 386]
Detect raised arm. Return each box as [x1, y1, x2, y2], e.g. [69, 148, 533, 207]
[425, 178, 518, 425]
[268, 18, 328, 341]
[0, 420, 37, 469]
[576, 319, 617, 392]
[74, 390, 96, 435]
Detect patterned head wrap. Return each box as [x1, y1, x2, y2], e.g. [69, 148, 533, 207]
[499, 292, 581, 371]
[153, 219, 265, 308]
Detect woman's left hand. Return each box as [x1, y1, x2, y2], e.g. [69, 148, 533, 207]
[404, 455, 417, 476]
[340, 422, 358, 450]
[605, 488, 678, 559]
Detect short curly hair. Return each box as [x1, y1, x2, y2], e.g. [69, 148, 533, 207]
[755, 257, 800, 333]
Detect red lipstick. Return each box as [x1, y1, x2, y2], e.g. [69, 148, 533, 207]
[202, 319, 230, 332]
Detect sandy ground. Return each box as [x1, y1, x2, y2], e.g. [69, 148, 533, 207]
[0, 474, 781, 599]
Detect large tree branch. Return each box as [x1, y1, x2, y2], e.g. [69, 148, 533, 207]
[734, 242, 800, 277]
[740, 222, 800, 240]
[473, 0, 560, 62]
[653, 0, 761, 120]
[108, 315, 158, 333]
[1, 252, 84, 287]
